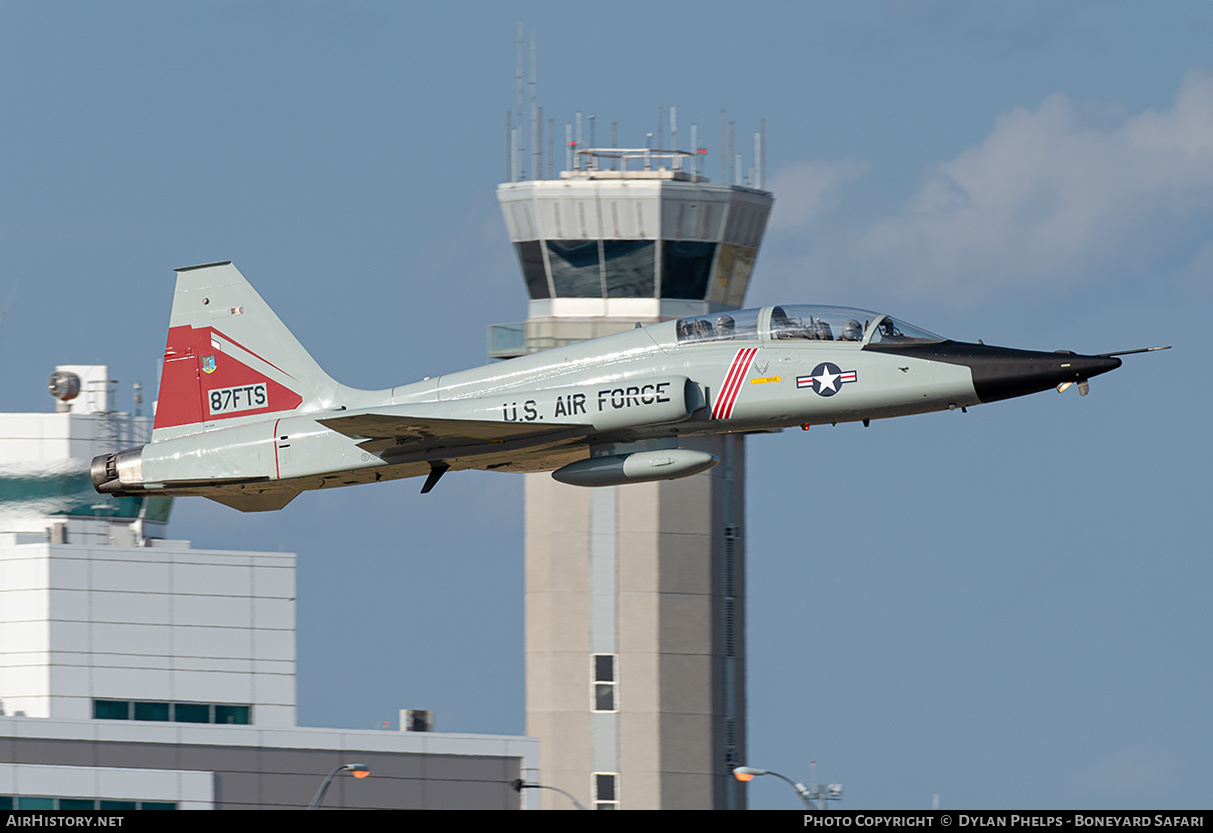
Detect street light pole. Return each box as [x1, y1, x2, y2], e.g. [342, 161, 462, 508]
[307, 763, 370, 810]
[510, 778, 587, 810]
[733, 765, 842, 810]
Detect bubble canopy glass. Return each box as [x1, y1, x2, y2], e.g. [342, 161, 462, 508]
[674, 305, 945, 346]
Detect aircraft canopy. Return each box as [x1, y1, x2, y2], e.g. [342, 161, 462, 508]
[674, 305, 945, 346]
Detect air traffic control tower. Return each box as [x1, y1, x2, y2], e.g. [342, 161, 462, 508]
[492, 142, 773, 809]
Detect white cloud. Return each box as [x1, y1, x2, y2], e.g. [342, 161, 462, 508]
[1066, 745, 1177, 800]
[766, 160, 867, 231]
[854, 73, 1213, 299]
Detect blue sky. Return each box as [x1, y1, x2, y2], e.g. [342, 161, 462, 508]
[2, 1, 1209, 810]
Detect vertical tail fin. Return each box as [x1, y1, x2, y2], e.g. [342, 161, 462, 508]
[153, 262, 341, 437]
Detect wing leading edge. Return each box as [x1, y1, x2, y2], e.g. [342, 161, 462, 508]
[317, 412, 594, 456]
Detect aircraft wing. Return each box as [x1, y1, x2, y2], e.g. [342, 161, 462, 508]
[316, 379, 699, 459]
[316, 412, 593, 456]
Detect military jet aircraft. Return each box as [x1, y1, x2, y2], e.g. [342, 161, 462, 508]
[91, 262, 1164, 512]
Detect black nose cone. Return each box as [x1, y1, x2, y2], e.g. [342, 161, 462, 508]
[950, 345, 1121, 403]
[865, 341, 1123, 404]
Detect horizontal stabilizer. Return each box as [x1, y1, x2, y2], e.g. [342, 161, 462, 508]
[205, 488, 302, 513]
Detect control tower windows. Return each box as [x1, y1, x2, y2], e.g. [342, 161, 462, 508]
[603, 240, 654, 297]
[516, 237, 735, 301]
[708, 243, 758, 307]
[513, 242, 550, 299]
[661, 240, 716, 300]
[547, 239, 602, 297]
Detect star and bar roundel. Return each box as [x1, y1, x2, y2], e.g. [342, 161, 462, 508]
[797, 362, 858, 397]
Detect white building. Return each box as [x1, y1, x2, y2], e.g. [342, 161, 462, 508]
[0, 368, 537, 810]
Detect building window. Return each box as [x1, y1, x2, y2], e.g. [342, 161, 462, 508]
[173, 703, 210, 723]
[591, 654, 617, 712]
[593, 773, 619, 809]
[214, 704, 251, 725]
[603, 240, 655, 297]
[133, 701, 169, 721]
[661, 239, 716, 299]
[92, 699, 251, 725]
[513, 241, 551, 299]
[93, 700, 130, 720]
[547, 239, 603, 297]
[0, 796, 174, 811]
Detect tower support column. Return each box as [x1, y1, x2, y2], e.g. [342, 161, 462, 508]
[497, 146, 771, 809]
[525, 434, 746, 810]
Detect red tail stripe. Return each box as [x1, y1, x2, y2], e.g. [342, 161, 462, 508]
[210, 329, 297, 381]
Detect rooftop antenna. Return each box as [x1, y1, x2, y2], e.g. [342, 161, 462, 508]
[589, 116, 596, 168]
[548, 117, 554, 179]
[505, 110, 512, 182]
[760, 118, 767, 189]
[530, 30, 539, 180]
[729, 120, 735, 184]
[720, 110, 726, 183]
[514, 124, 522, 182]
[670, 107, 678, 171]
[658, 106, 663, 154]
[753, 130, 760, 188]
[691, 123, 698, 181]
[516, 22, 524, 180]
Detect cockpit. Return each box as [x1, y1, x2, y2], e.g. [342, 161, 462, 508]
[674, 305, 944, 347]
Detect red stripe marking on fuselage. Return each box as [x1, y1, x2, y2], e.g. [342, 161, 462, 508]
[732, 347, 760, 414]
[713, 347, 758, 420]
[718, 350, 746, 417]
[712, 353, 742, 419]
[713, 349, 752, 419]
